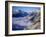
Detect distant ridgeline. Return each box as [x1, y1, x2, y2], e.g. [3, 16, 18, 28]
[12, 10, 38, 17]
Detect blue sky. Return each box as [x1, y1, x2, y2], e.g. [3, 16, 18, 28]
[12, 6, 40, 12]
